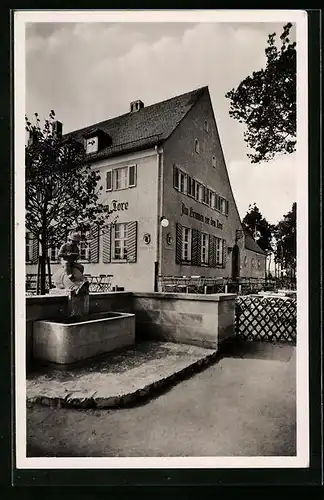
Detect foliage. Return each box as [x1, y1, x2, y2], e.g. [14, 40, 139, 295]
[273, 202, 296, 275]
[242, 203, 274, 253]
[225, 23, 296, 163]
[25, 111, 109, 292]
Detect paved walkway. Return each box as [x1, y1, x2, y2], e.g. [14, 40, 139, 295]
[27, 340, 296, 457]
[27, 341, 218, 408]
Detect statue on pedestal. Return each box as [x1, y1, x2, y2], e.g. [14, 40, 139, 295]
[52, 231, 89, 296]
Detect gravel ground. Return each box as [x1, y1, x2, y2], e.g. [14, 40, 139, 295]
[27, 340, 296, 457]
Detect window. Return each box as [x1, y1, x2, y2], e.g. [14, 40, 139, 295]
[26, 232, 33, 262]
[251, 258, 256, 268]
[80, 240, 90, 261]
[112, 223, 128, 260]
[86, 136, 98, 154]
[173, 166, 186, 194]
[128, 165, 136, 187]
[204, 120, 209, 132]
[187, 176, 195, 198]
[209, 190, 214, 208]
[244, 255, 248, 267]
[201, 233, 209, 264]
[211, 192, 216, 210]
[216, 238, 223, 265]
[114, 166, 128, 190]
[215, 194, 220, 211]
[195, 182, 201, 201]
[109, 165, 137, 191]
[258, 259, 261, 268]
[203, 186, 209, 205]
[212, 155, 217, 168]
[179, 171, 186, 194]
[182, 227, 192, 261]
[220, 198, 226, 214]
[49, 246, 59, 262]
[194, 139, 200, 154]
[106, 170, 112, 191]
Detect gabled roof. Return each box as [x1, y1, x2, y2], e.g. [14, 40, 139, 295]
[64, 86, 207, 161]
[243, 229, 267, 255]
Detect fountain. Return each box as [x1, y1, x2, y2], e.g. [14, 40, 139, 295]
[33, 233, 135, 366]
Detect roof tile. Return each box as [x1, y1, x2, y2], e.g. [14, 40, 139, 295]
[65, 86, 207, 161]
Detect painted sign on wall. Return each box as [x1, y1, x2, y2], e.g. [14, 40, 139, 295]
[107, 200, 129, 215]
[181, 202, 223, 229]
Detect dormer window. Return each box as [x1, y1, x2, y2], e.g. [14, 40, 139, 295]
[212, 155, 217, 168]
[194, 139, 200, 154]
[204, 120, 209, 132]
[85, 136, 98, 154]
[83, 128, 111, 154]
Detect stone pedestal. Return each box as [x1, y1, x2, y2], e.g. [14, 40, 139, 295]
[49, 287, 90, 317]
[68, 290, 90, 317]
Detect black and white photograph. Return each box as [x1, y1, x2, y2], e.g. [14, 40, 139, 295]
[14, 9, 309, 471]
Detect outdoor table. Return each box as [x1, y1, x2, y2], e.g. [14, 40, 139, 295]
[87, 275, 113, 292]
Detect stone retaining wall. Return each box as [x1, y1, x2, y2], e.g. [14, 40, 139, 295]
[133, 292, 236, 349]
[26, 291, 236, 367]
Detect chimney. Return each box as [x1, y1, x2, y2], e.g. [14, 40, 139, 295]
[53, 120, 63, 138]
[130, 100, 144, 113]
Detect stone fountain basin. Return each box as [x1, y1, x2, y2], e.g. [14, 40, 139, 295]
[33, 311, 135, 366]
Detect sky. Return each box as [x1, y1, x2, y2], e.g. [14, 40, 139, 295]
[25, 19, 297, 224]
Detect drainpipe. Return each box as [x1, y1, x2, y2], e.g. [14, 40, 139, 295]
[155, 145, 163, 291]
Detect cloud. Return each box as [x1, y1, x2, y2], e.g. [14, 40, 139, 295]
[25, 21, 296, 224]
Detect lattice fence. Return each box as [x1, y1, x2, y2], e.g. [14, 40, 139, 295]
[235, 295, 297, 344]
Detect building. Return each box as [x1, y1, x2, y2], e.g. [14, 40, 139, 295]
[26, 86, 266, 292]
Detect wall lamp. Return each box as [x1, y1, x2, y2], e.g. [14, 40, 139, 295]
[160, 216, 169, 228]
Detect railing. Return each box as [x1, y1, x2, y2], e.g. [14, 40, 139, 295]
[157, 276, 296, 295]
[26, 274, 113, 295]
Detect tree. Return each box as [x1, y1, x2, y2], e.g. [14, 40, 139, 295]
[273, 202, 296, 277]
[25, 111, 109, 294]
[242, 203, 274, 254]
[225, 23, 296, 163]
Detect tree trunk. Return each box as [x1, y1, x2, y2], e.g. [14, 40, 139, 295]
[38, 254, 47, 295]
[38, 238, 48, 295]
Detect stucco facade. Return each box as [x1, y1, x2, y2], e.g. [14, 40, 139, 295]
[160, 88, 245, 279]
[26, 86, 266, 292]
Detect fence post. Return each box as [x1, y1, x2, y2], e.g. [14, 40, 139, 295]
[225, 284, 228, 294]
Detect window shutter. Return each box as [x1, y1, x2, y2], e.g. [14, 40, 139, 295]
[208, 235, 217, 268]
[175, 223, 182, 264]
[225, 200, 229, 216]
[89, 223, 100, 263]
[191, 228, 201, 266]
[31, 237, 39, 264]
[102, 224, 111, 263]
[106, 170, 112, 191]
[201, 186, 205, 203]
[173, 165, 179, 189]
[222, 239, 227, 269]
[129, 165, 137, 187]
[126, 221, 137, 263]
